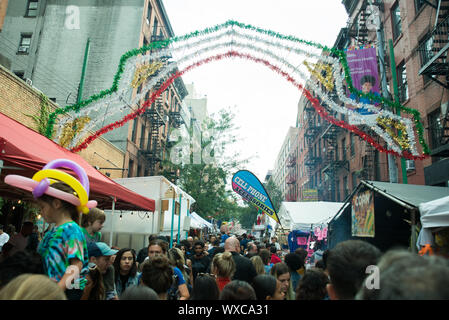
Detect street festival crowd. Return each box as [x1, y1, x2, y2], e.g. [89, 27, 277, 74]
[0, 160, 448, 301]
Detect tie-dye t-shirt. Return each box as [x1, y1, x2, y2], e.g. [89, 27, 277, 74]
[38, 221, 89, 287]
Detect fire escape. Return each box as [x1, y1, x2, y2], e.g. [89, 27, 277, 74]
[140, 79, 166, 176]
[138, 31, 173, 175]
[417, 0, 449, 156]
[304, 104, 323, 189]
[321, 123, 349, 201]
[345, 0, 373, 46]
[286, 153, 297, 201]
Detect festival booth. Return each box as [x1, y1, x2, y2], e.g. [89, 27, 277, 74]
[0, 113, 156, 236]
[417, 195, 449, 256]
[327, 180, 449, 253]
[187, 212, 214, 239]
[103, 176, 195, 249]
[0, 113, 155, 211]
[278, 201, 344, 257]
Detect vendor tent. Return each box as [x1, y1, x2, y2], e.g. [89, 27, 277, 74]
[328, 180, 449, 252]
[278, 201, 344, 231]
[0, 112, 155, 211]
[417, 195, 449, 249]
[189, 212, 213, 230]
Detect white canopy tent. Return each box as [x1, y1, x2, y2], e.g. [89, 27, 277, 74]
[417, 195, 449, 249]
[278, 201, 344, 231]
[189, 212, 213, 229]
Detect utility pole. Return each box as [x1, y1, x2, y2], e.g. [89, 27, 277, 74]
[388, 38, 408, 184]
[369, 0, 399, 183]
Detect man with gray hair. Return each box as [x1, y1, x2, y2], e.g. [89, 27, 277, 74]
[356, 249, 449, 300]
[225, 237, 257, 284]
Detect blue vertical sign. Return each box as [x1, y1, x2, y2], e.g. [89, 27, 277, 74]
[232, 170, 281, 224]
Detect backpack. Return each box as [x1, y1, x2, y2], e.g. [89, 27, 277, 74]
[167, 273, 179, 300]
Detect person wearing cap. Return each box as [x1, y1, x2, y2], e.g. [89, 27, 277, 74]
[0, 225, 9, 253]
[84, 242, 118, 300]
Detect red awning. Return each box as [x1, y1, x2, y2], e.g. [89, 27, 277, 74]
[0, 112, 155, 211]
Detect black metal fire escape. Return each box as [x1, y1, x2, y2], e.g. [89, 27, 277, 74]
[321, 123, 349, 201]
[140, 79, 166, 176]
[286, 153, 297, 201]
[417, 0, 449, 156]
[304, 104, 323, 190]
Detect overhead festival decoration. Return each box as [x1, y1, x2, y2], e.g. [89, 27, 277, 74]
[232, 170, 281, 224]
[44, 20, 430, 160]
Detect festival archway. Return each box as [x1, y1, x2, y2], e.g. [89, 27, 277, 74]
[45, 21, 430, 160]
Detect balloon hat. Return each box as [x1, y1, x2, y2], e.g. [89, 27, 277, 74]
[4, 159, 97, 214]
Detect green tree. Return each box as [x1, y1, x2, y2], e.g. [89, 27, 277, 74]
[264, 179, 283, 213]
[161, 107, 250, 222]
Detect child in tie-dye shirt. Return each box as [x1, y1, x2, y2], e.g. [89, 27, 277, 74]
[36, 182, 89, 300]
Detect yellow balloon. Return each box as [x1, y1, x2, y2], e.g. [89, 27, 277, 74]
[32, 169, 89, 213]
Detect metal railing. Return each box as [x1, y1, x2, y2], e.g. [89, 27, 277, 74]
[417, 15, 449, 68]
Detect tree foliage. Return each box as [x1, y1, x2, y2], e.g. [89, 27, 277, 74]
[161, 108, 250, 221]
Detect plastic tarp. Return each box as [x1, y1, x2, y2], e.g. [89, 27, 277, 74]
[416, 195, 449, 249]
[278, 201, 344, 231]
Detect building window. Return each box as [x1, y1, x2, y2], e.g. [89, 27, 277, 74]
[341, 138, 347, 161]
[351, 172, 357, 190]
[428, 108, 443, 149]
[18, 34, 32, 54]
[350, 133, 355, 156]
[146, 2, 152, 24]
[152, 18, 158, 37]
[13, 71, 25, 80]
[336, 179, 340, 202]
[343, 176, 349, 198]
[414, 0, 426, 13]
[391, 2, 402, 40]
[396, 61, 409, 102]
[128, 159, 134, 177]
[131, 119, 138, 143]
[25, 0, 38, 17]
[140, 124, 146, 149]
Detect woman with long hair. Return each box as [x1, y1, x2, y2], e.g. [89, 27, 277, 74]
[270, 262, 294, 300]
[113, 248, 140, 298]
[168, 247, 192, 292]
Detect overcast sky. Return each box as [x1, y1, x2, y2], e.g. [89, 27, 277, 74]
[162, 0, 348, 181]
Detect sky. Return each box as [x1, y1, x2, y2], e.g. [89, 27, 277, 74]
[162, 0, 349, 181]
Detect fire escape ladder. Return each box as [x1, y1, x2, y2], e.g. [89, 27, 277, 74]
[417, 1, 449, 89]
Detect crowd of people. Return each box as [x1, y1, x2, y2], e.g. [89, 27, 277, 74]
[0, 182, 448, 300]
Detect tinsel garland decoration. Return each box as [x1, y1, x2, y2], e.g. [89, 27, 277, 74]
[376, 117, 410, 150]
[69, 51, 428, 161]
[59, 116, 91, 148]
[131, 61, 164, 88]
[303, 61, 334, 92]
[43, 20, 430, 159]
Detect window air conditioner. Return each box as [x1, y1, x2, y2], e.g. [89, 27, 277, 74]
[406, 160, 415, 171]
[18, 46, 29, 53]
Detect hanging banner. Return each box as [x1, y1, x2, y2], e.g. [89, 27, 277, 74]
[302, 189, 318, 201]
[346, 46, 381, 116]
[351, 189, 375, 237]
[232, 170, 280, 224]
